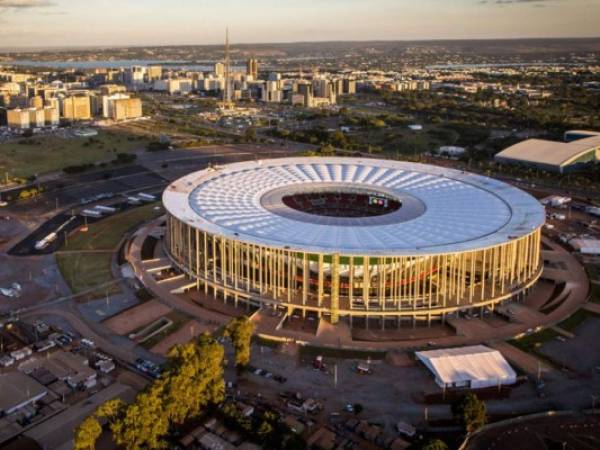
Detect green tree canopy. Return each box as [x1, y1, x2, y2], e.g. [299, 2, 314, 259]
[73, 416, 102, 450]
[95, 398, 125, 424]
[163, 333, 225, 423]
[224, 316, 256, 368]
[451, 392, 487, 433]
[111, 381, 170, 450]
[420, 438, 449, 450]
[110, 333, 225, 449]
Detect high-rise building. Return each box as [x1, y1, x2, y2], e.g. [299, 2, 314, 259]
[343, 79, 356, 95]
[6, 109, 29, 129]
[214, 62, 225, 78]
[246, 59, 259, 80]
[5, 106, 58, 129]
[99, 84, 127, 96]
[111, 98, 142, 121]
[102, 93, 130, 118]
[28, 95, 44, 109]
[262, 81, 282, 103]
[146, 66, 162, 82]
[43, 106, 59, 126]
[28, 107, 45, 128]
[124, 66, 146, 87]
[61, 95, 91, 121]
[296, 81, 312, 96]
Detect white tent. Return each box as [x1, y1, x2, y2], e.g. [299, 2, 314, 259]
[416, 345, 517, 389]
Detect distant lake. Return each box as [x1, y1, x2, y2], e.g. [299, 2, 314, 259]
[3, 59, 244, 71]
[427, 62, 582, 70]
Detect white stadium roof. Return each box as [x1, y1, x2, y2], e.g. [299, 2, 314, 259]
[415, 345, 517, 389]
[163, 157, 544, 256]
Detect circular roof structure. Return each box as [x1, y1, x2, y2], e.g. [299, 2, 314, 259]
[163, 157, 545, 256]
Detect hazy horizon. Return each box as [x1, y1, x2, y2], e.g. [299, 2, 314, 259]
[0, 0, 599, 48]
[1, 36, 600, 52]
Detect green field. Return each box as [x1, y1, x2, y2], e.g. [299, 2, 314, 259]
[56, 251, 120, 298]
[63, 203, 162, 251]
[0, 130, 148, 178]
[57, 203, 163, 299]
[591, 283, 600, 304]
[557, 309, 600, 332]
[509, 328, 559, 354]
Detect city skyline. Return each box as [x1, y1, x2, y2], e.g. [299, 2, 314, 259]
[0, 0, 599, 48]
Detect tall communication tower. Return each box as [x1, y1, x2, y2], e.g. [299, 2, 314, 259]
[222, 27, 233, 109]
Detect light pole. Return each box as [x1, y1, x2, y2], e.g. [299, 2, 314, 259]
[333, 363, 338, 390]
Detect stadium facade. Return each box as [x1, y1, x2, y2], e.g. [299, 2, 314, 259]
[163, 157, 544, 326]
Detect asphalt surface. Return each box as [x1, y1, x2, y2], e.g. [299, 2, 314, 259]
[6, 164, 168, 217]
[8, 195, 163, 256]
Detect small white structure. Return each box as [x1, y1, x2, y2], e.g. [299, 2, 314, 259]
[569, 238, 600, 255]
[416, 345, 517, 389]
[437, 146, 466, 158]
[540, 195, 571, 207]
[586, 206, 600, 217]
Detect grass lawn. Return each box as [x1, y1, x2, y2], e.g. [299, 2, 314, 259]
[56, 251, 120, 299]
[351, 127, 441, 155]
[0, 130, 148, 178]
[57, 203, 162, 299]
[591, 283, 600, 304]
[557, 309, 600, 332]
[509, 328, 559, 354]
[586, 265, 599, 281]
[63, 203, 162, 251]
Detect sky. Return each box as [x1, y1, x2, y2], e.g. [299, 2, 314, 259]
[0, 0, 599, 48]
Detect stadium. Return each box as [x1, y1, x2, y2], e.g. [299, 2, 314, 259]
[162, 157, 545, 327]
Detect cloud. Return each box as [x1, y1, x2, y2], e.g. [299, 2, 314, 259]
[0, 0, 55, 8]
[479, 0, 560, 4]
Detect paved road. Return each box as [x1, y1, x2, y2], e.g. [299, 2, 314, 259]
[21, 305, 163, 365]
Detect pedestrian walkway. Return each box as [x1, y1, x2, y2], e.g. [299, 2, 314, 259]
[128, 220, 591, 353]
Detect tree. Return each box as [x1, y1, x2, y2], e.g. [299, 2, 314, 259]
[111, 381, 170, 450]
[162, 333, 225, 423]
[244, 127, 257, 142]
[95, 398, 125, 424]
[319, 143, 336, 155]
[73, 416, 102, 450]
[224, 316, 256, 368]
[353, 403, 363, 415]
[451, 392, 487, 433]
[107, 333, 226, 449]
[420, 438, 448, 450]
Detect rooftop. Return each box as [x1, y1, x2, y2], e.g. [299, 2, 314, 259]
[0, 372, 47, 415]
[416, 345, 517, 387]
[163, 157, 544, 256]
[495, 133, 600, 168]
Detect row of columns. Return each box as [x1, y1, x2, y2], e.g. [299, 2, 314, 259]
[166, 214, 541, 324]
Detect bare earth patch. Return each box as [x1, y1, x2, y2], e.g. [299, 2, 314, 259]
[150, 320, 214, 356]
[103, 299, 171, 335]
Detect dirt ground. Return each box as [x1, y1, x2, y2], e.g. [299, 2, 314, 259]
[150, 319, 214, 355]
[0, 253, 70, 314]
[103, 299, 171, 335]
